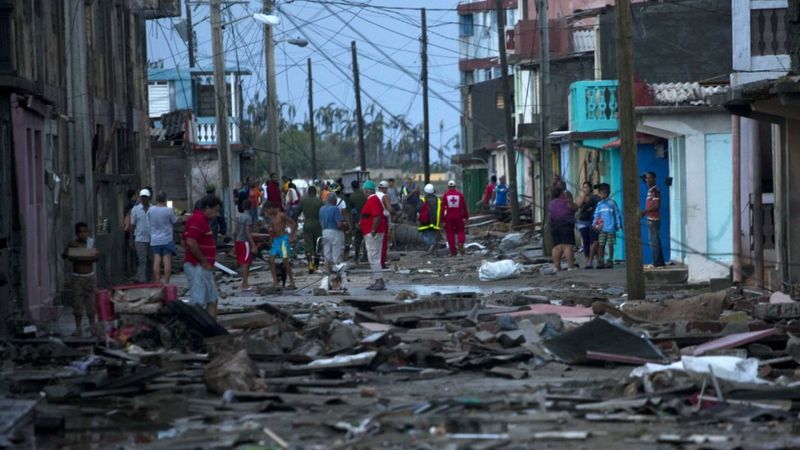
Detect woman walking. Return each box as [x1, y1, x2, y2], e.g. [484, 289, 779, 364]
[548, 185, 578, 271]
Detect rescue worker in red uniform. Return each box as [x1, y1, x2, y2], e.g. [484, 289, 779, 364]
[443, 180, 469, 256]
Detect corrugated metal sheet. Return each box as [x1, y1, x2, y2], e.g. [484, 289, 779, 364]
[148, 83, 171, 118]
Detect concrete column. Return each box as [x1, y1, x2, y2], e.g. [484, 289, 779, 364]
[786, 119, 800, 286]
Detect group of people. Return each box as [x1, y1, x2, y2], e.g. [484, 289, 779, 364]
[61, 174, 476, 334]
[547, 173, 666, 271]
[477, 175, 510, 211]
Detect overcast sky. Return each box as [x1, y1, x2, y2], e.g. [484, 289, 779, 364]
[146, 0, 463, 160]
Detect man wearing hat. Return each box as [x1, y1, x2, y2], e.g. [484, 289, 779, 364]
[360, 180, 388, 290]
[443, 180, 469, 257]
[130, 188, 152, 282]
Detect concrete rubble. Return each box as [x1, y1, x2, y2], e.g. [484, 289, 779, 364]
[2, 229, 800, 449]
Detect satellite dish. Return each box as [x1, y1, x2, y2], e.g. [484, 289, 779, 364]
[253, 13, 280, 26]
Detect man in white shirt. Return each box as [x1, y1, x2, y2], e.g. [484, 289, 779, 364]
[130, 189, 152, 282]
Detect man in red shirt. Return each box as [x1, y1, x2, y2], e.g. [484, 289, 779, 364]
[477, 175, 497, 210]
[184, 195, 222, 317]
[265, 172, 283, 211]
[443, 180, 469, 256]
[640, 171, 665, 268]
[360, 180, 388, 290]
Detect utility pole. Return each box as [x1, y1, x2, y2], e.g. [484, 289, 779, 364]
[421, 8, 430, 184]
[351, 41, 367, 172]
[307, 58, 317, 181]
[264, 0, 281, 178]
[210, 0, 232, 229]
[186, 0, 195, 67]
[538, 0, 552, 253]
[615, 0, 645, 299]
[495, 0, 520, 226]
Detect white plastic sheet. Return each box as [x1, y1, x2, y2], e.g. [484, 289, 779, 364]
[629, 356, 768, 384]
[478, 260, 522, 282]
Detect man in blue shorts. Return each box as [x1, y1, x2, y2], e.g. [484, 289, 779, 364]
[265, 203, 297, 290]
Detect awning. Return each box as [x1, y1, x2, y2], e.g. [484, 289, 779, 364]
[602, 133, 661, 149]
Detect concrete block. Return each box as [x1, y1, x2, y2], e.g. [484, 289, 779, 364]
[754, 302, 800, 321]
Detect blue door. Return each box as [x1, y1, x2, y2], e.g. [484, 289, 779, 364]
[637, 144, 670, 264]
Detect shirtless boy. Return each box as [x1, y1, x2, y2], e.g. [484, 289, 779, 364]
[265, 203, 297, 290]
[62, 222, 99, 336]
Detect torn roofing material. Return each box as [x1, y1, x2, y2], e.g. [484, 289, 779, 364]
[544, 317, 667, 365]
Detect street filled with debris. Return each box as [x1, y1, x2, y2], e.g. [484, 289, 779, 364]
[4, 221, 800, 449]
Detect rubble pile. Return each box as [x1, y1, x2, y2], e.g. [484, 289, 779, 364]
[3, 280, 800, 448]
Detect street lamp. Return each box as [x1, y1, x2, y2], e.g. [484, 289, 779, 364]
[252, 13, 280, 26]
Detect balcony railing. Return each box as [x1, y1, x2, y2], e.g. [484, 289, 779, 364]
[570, 80, 619, 132]
[193, 116, 240, 146]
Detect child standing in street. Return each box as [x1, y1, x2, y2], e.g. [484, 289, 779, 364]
[62, 222, 99, 336]
[236, 199, 256, 291]
[592, 183, 623, 269]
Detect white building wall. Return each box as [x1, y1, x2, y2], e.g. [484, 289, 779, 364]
[638, 111, 733, 282]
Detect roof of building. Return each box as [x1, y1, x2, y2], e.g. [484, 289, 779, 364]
[648, 82, 729, 106]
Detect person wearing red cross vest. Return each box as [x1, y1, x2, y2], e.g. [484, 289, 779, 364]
[417, 183, 443, 254]
[443, 180, 469, 256]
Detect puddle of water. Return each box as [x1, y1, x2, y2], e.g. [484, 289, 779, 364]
[411, 285, 529, 296]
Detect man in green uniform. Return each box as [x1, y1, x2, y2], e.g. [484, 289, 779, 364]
[299, 186, 323, 273]
[346, 180, 367, 263]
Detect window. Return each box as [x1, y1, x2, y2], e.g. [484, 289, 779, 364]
[196, 83, 233, 117]
[460, 14, 474, 37]
[461, 70, 475, 86]
[148, 82, 170, 118]
[484, 68, 492, 80]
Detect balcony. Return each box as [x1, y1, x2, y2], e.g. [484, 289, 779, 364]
[506, 19, 573, 62]
[570, 80, 619, 132]
[732, 0, 790, 84]
[193, 116, 240, 146]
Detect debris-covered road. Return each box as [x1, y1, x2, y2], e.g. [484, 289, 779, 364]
[3, 232, 800, 449]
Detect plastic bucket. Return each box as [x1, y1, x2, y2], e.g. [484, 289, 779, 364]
[95, 289, 114, 322]
[162, 284, 178, 303]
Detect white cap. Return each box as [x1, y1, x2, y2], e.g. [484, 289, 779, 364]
[139, 189, 151, 197]
[378, 180, 389, 188]
[447, 180, 456, 187]
[424, 183, 435, 194]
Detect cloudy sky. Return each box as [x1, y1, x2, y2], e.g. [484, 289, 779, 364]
[147, 0, 464, 160]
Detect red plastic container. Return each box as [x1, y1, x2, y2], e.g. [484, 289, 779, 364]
[95, 289, 115, 322]
[162, 284, 178, 303]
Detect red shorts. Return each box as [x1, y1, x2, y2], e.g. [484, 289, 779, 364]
[235, 241, 253, 266]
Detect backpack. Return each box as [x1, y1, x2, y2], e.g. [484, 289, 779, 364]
[419, 201, 431, 225]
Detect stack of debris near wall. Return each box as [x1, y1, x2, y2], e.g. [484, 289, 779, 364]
[3, 287, 800, 448]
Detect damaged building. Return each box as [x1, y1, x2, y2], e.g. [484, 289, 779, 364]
[0, 0, 181, 334]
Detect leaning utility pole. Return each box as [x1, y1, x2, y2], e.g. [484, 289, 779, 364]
[495, 0, 520, 226]
[538, 0, 552, 253]
[210, 0, 232, 227]
[421, 8, 431, 184]
[615, 0, 645, 299]
[351, 41, 367, 172]
[307, 58, 318, 181]
[264, 0, 281, 178]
